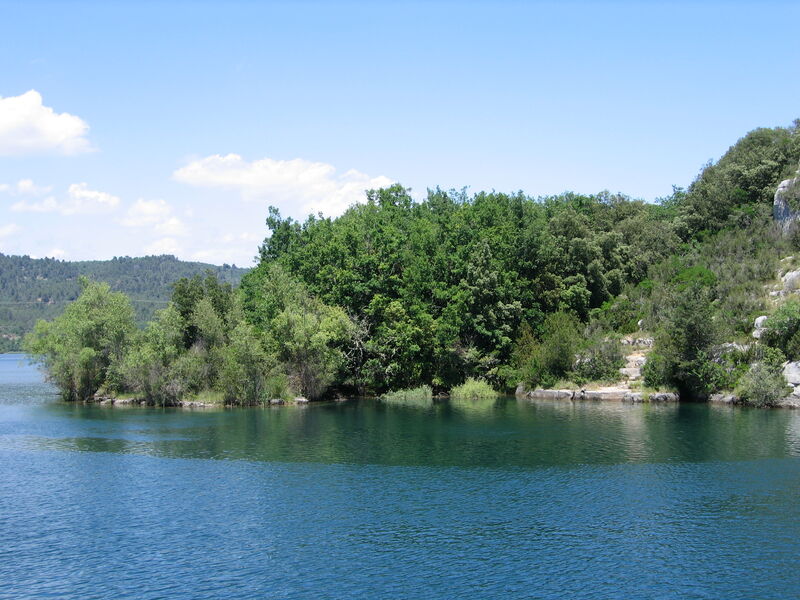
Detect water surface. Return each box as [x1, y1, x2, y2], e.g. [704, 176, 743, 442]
[1, 353, 799, 599]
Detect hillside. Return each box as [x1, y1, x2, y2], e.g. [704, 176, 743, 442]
[0, 254, 250, 351]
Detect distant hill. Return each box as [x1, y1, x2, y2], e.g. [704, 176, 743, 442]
[0, 254, 250, 351]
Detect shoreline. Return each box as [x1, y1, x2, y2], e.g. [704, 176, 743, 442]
[518, 387, 800, 409]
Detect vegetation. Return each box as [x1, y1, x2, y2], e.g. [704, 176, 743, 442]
[381, 385, 433, 407]
[450, 378, 497, 401]
[22, 119, 800, 406]
[0, 253, 248, 352]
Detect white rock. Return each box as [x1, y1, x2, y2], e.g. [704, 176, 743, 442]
[783, 362, 800, 386]
[754, 315, 768, 329]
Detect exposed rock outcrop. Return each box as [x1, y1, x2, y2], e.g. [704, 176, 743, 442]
[774, 176, 800, 229]
[752, 315, 768, 339]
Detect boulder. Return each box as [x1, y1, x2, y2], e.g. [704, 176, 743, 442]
[269, 398, 285, 405]
[294, 397, 309, 404]
[527, 389, 573, 400]
[783, 270, 800, 292]
[774, 177, 800, 228]
[709, 393, 738, 404]
[619, 367, 641, 379]
[648, 392, 679, 402]
[752, 315, 768, 339]
[783, 362, 800, 386]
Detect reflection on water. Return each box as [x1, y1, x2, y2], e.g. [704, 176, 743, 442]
[2, 353, 800, 600]
[0, 393, 796, 469]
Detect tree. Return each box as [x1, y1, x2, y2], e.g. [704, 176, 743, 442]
[24, 279, 135, 400]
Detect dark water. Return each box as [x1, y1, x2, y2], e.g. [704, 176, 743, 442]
[1, 354, 800, 599]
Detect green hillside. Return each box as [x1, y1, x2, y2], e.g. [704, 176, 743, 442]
[0, 254, 249, 351]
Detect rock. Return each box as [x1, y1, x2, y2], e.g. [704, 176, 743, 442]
[776, 395, 800, 409]
[648, 392, 679, 402]
[294, 397, 309, 404]
[783, 362, 800, 386]
[619, 367, 641, 379]
[623, 392, 644, 403]
[709, 393, 738, 404]
[637, 319, 644, 330]
[774, 177, 800, 229]
[752, 315, 769, 339]
[783, 270, 800, 293]
[269, 398, 285, 405]
[514, 383, 527, 397]
[527, 389, 573, 400]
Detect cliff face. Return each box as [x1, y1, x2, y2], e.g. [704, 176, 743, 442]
[774, 174, 800, 229]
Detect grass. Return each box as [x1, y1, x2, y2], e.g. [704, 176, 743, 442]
[449, 378, 497, 401]
[189, 389, 226, 405]
[381, 385, 433, 407]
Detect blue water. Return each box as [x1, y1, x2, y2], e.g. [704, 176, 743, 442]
[1, 353, 799, 599]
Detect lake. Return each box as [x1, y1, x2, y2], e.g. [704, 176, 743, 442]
[1, 353, 800, 599]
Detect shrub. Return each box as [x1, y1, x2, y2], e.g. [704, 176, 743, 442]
[762, 299, 800, 360]
[450, 378, 497, 400]
[644, 283, 723, 400]
[573, 337, 624, 384]
[735, 362, 791, 407]
[514, 312, 581, 388]
[381, 385, 433, 407]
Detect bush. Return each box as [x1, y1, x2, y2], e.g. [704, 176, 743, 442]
[762, 299, 800, 360]
[644, 283, 723, 400]
[514, 312, 581, 388]
[735, 362, 791, 407]
[24, 280, 136, 401]
[573, 337, 624, 384]
[450, 378, 497, 400]
[381, 385, 433, 407]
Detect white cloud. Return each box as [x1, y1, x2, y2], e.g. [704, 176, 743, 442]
[46, 248, 66, 258]
[173, 154, 394, 217]
[0, 90, 92, 155]
[10, 182, 119, 214]
[0, 179, 52, 196]
[144, 237, 182, 256]
[0, 223, 21, 239]
[122, 198, 188, 236]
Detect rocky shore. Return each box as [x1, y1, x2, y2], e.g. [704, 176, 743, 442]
[87, 395, 311, 408]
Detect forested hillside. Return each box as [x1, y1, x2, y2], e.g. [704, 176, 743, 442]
[0, 254, 249, 351]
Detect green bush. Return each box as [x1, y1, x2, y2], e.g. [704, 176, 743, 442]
[514, 311, 581, 388]
[762, 299, 800, 360]
[450, 378, 497, 400]
[573, 337, 624, 384]
[381, 385, 433, 407]
[735, 362, 791, 407]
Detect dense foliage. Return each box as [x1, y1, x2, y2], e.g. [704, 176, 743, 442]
[251, 186, 678, 392]
[0, 254, 248, 352]
[23, 119, 800, 404]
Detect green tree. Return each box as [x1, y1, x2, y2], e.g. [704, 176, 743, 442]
[24, 279, 135, 400]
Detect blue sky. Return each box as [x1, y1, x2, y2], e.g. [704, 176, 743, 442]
[1, 0, 798, 265]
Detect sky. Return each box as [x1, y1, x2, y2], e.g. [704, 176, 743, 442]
[0, 0, 799, 267]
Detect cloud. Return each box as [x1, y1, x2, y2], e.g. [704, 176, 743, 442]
[0, 179, 53, 196]
[144, 237, 182, 256]
[122, 198, 188, 236]
[0, 90, 92, 155]
[0, 223, 21, 239]
[173, 154, 394, 217]
[46, 248, 66, 259]
[10, 182, 120, 214]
